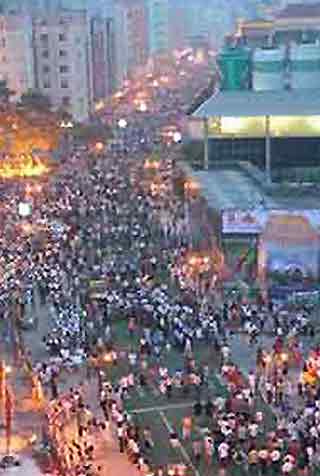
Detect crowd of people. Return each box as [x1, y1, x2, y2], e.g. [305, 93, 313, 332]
[1, 54, 320, 476]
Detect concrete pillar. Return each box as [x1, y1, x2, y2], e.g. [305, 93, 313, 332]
[203, 117, 209, 171]
[265, 115, 272, 185]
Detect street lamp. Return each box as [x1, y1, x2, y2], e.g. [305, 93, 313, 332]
[95, 142, 104, 153]
[18, 202, 32, 218]
[184, 179, 199, 198]
[184, 180, 199, 248]
[60, 120, 74, 129]
[117, 119, 128, 154]
[118, 119, 127, 129]
[144, 159, 160, 170]
[173, 131, 182, 144]
[186, 253, 212, 296]
[139, 102, 148, 113]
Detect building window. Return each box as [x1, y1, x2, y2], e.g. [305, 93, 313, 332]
[59, 33, 67, 42]
[61, 79, 69, 89]
[59, 65, 69, 73]
[1, 38, 5, 48]
[42, 64, 50, 73]
[62, 96, 70, 106]
[59, 49, 67, 57]
[43, 80, 50, 89]
[40, 33, 49, 45]
[42, 49, 49, 58]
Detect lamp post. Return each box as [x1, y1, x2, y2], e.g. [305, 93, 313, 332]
[203, 117, 209, 170]
[59, 120, 74, 156]
[103, 350, 114, 386]
[184, 179, 199, 249]
[117, 119, 127, 153]
[144, 159, 160, 173]
[173, 131, 182, 144]
[188, 254, 211, 296]
[265, 115, 272, 186]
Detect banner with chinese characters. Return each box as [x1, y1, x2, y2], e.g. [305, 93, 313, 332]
[222, 209, 320, 277]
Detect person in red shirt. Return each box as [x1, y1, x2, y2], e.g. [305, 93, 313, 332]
[274, 337, 283, 355]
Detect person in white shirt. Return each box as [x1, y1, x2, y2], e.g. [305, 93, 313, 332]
[218, 441, 229, 465]
[248, 422, 259, 439]
[204, 436, 214, 465]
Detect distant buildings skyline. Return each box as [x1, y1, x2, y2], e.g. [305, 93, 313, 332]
[0, 0, 282, 120]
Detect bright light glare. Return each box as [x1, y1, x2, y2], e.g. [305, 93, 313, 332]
[173, 132, 182, 143]
[118, 119, 128, 129]
[0, 155, 49, 179]
[18, 202, 32, 217]
[139, 102, 147, 112]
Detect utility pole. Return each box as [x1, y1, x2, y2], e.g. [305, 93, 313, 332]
[265, 115, 272, 186]
[203, 117, 209, 171]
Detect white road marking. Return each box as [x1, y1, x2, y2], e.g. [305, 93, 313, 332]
[131, 400, 197, 414]
[159, 410, 201, 476]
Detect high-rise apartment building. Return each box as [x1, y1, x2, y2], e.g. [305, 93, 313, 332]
[33, 9, 93, 121]
[0, 13, 35, 99]
[114, 0, 148, 86]
[147, 0, 169, 56]
[91, 16, 115, 102]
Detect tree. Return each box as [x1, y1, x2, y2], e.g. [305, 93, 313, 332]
[71, 122, 112, 146]
[187, 78, 216, 115]
[149, 148, 161, 163]
[0, 80, 14, 106]
[18, 89, 51, 112]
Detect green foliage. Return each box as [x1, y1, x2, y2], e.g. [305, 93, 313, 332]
[19, 89, 52, 112]
[71, 122, 112, 145]
[187, 77, 216, 114]
[0, 80, 14, 104]
[182, 140, 204, 167]
[150, 148, 161, 162]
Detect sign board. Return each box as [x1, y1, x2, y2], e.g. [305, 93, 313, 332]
[222, 209, 266, 234]
[288, 291, 320, 305]
[18, 202, 32, 217]
[89, 279, 108, 299]
[223, 209, 320, 277]
[222, 209, 320, 235]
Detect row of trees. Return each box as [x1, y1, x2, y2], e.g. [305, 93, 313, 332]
[0, 81, 112, 155]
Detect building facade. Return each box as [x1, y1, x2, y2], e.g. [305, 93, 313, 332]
[91, 16, 115, 102]
[147, 0, 169, 56]
[0, 14, 35, 99]
[114, 0, 148, 86]
[33, 9, 93, 121]
[236, 3, 320, 47]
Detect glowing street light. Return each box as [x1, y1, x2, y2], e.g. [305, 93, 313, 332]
[95, 100, 105, 111]
[184, 179, 199, 197]
[18, 202, 32, 218]
[144, 159, 160, 170]
[114, 91, 124, 99]
[118, 119, 127, 129]
[173, 131, 182, 143]
[60, 120, 74, 129]
[160, 75, 169, 83]
[95, 142, 104, 152]
[139, 102, 148, 113]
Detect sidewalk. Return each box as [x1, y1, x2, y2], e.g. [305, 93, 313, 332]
[94, 431, 140, 476]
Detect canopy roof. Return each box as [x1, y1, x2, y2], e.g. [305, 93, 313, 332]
[193, 89, 320, 118]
